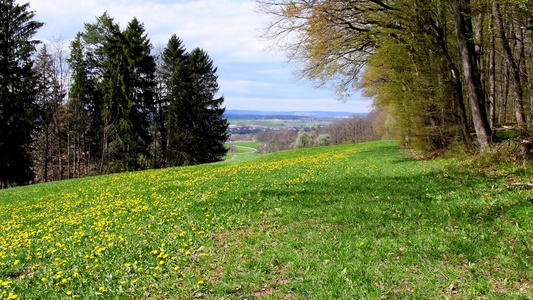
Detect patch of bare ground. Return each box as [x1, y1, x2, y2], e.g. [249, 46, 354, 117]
[213, 228, 254, 243]
[492, 279, 532, 296]
[253, 276, 292, 299]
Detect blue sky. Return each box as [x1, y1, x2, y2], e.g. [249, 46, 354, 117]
[25, 0, 371, 113]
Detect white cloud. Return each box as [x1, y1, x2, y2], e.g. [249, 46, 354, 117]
[21, 0, 370, 112]
[218, 79, 272, 94]
[27, 0, 274, 62]
[225, 96, 371, 113]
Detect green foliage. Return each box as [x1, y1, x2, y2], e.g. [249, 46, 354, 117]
[1, 141, 532, 298]
[186, 48, 229, 164]
[0, 0, 43, 188]
[294, 130, 314, 149]
[259, 0, 533, 151]
[156, 37, 229, 167]
[97, 16, 156, 172]
[314, 133, 331, 147]
[66, 14, 227, 176]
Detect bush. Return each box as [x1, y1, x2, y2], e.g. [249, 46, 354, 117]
[314, 134, 331, 147]
[294, 130, 314, 149]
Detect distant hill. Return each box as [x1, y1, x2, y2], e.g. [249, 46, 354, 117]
[225, 110, 364, 119]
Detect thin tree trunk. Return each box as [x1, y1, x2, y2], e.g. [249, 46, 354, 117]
[488, 10, 497, 131]
[449, 0, 492, 147]
[493, 2, 527, 136]
[500, 68, 510, 125]
[44, 128, 49, 182]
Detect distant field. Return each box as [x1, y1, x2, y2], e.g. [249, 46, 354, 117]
[224, 141, 262, 160]
[1, 141, 532, 299]
[227, 118, 336, 129]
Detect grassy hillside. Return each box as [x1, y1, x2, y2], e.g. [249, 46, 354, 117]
[225, 141, 261, 160]
[0, 141, 532, 299]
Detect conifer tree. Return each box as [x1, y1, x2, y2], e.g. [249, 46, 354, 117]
[102, 17, 156, 172]
[70, 14, 156, 173]
[67, 34, 97, 177]
[184, 48, 228, 164]
[158, 36, 228, 166]
[0, 0, 43, 188]
[157, 34, 189, 167]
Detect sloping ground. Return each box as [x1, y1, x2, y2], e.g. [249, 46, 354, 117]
[225, 141, 261, 160]
[0, 141, 531, 299]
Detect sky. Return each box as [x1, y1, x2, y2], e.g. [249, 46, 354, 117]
[24, 0, 372, 113]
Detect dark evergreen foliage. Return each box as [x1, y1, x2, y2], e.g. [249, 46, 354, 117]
[0, 0, 43, 188]
[63, 14, 227, 178]
[156, 34, 189, 167]
[185, 48, 228, 164]
[100, 17, 156, 172]
[157, 38, 228, 167]
[0, 7, 228, 186]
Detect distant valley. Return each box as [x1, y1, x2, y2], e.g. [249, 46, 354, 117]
[225, 110, 365, 134]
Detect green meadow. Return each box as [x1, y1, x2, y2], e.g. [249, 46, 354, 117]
[0, 141, 532, 299]
[225, 142, 261, 160]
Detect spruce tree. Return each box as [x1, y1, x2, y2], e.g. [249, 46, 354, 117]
[120, 18, 156, 170]
[67, 34, 98, 176]
[157, 34, 189, 167]
[0, 0, 43, 188]
[158, 37, 228, 166]
[185, 48, 228, 165]
[72, 14, 156, 173]
[70, 13, 116, 173]
[101, 17, 155, 172]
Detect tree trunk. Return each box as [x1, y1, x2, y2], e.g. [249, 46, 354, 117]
[449, 0, 492, 147]
[493, 2, 527, 136]
[488, 10, 497, 131]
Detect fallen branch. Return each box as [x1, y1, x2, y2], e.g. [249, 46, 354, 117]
[511, 183, 533, 187]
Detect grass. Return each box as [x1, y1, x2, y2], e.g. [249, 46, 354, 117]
[225, 141, 261, 160]
[0, 140, 532, 299]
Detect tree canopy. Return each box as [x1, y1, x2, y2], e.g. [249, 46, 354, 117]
[0, 0, 43, 188]
[257, 0, 533, 151]
[0, 6, 229, 187]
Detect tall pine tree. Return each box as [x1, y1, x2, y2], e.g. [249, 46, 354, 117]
[101, 17, 155, 172]
[71, 14, 156, 173]
[158, 36, 228, 166]
[184, 48, 228, 165]
[156, 34, 189, 167]
[67, 34, 97, 178]
[0, 0, 43, 188]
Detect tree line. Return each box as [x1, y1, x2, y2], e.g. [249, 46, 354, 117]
[257, 0, 533, 152]
[1, 1, 228, 188]
[256, 112, 380, 153]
